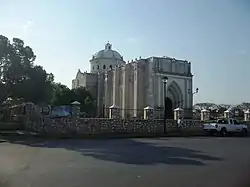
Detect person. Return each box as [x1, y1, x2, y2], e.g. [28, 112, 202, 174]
[177, 117, 183, 130]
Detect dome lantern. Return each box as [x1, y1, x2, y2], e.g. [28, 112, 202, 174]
[105, 42, 112, 50]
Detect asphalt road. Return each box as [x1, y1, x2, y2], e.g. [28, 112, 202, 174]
[0, 136, 250, 187]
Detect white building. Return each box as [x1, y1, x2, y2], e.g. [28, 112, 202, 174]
[72, 42, 194, 118]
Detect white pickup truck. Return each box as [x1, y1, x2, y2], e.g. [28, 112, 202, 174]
[203, 118, 248, 136]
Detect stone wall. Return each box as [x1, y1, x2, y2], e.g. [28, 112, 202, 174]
[78, 118, 165, 134]
[25, 114, 202, 135]
[9, 102, 250, 137]
[24, 109, 250, 136]
[21, 102, 203, 136]
[26, 116, 74, 135]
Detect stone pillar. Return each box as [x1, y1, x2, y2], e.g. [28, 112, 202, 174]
[96, 73, 105, 117]
[104, 72, 109, 118]
[109, 104, 120, 119]
[224, 110, 230, 119]
[244, 109, 250, 121]
[157, 76, 161, 107]
[234, 110, 239, 117]
[71, 101, 81, 131]
[133, 63, 138, 117]
[96, 73, 101, 117]
[201, 109, 210, 121]
[121, 66, 126, 119]
[24, 102, 34, 120]
[144, 106, 154, 119]
[174, 107, 184, 120]
[23, 102, 35, 130]
[147, 61, 154, 107]
[113, 69, 120, 107]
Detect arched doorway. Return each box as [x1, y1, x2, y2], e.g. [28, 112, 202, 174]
[165, 97, 174, 119]
[167, 81, 184, 110]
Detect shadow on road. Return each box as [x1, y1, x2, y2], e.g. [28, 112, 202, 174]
[0, 136, 223, 166]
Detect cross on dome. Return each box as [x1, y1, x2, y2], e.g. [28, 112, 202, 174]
[105, 42, 112, 50]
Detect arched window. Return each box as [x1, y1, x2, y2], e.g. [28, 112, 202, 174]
[103, 65, 106, 69]
[110, 65, 112, 69]
[97, 65, 99, 69]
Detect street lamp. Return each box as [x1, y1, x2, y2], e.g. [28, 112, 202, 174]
[188, 88, 199, 95]
[193, 88, 199, 95]
[188, 88, 199, 117]
[162, 77, 168, 134]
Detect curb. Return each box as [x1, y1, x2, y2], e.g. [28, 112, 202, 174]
[0, 131, 205, 140]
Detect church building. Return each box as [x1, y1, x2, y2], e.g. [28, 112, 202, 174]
[72, 42, 194, 118]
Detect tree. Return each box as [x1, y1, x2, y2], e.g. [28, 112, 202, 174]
[0, 35, 54, 104]
[11, 65, 54, 103]
[72, 87, 96, 116]
[0, 82, 7, 101]
[51, 85, 96, 116]
[51, 83, 73, 105]
[72, 87, 96, 114]
[238, 103, 250, 111]
[0, 35, 96, 111]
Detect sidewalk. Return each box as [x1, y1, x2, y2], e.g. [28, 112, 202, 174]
[0, 130, 39, 137]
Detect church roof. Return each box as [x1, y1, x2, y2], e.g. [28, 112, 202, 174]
[92, 42, 123, 60]
[76, 69, 83, 78]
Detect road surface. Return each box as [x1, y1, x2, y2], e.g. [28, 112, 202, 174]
[0, 136, 250, 187]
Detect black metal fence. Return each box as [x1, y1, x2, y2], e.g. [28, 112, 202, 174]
[103, 108, 165, 119]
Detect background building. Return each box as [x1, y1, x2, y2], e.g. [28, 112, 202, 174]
[72, 42, 193, 118]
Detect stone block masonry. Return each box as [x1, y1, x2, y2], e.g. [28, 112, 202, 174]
[11, 102, 250, 137]
[78, 118, 164, 134]
[25, 115, 202, 136]
[21, 102, 203, 136]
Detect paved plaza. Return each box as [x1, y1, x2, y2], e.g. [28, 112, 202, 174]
[0, 136, 250, 187]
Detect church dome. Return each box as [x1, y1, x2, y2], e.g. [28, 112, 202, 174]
[92, 42, 123, 60]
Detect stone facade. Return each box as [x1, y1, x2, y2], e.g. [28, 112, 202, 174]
[72, 70, 97, 97]
[102, 57, 193, 118]
[72, 43, 195, 119]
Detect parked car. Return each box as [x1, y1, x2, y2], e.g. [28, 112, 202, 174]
[203, 118, 248, 136]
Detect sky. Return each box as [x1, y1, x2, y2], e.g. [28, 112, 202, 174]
[0, 0, 250, 105]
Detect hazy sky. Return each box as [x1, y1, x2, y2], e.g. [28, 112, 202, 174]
[1, 0, 250, 104]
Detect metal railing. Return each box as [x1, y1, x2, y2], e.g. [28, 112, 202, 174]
[102, 108, 166, 119]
